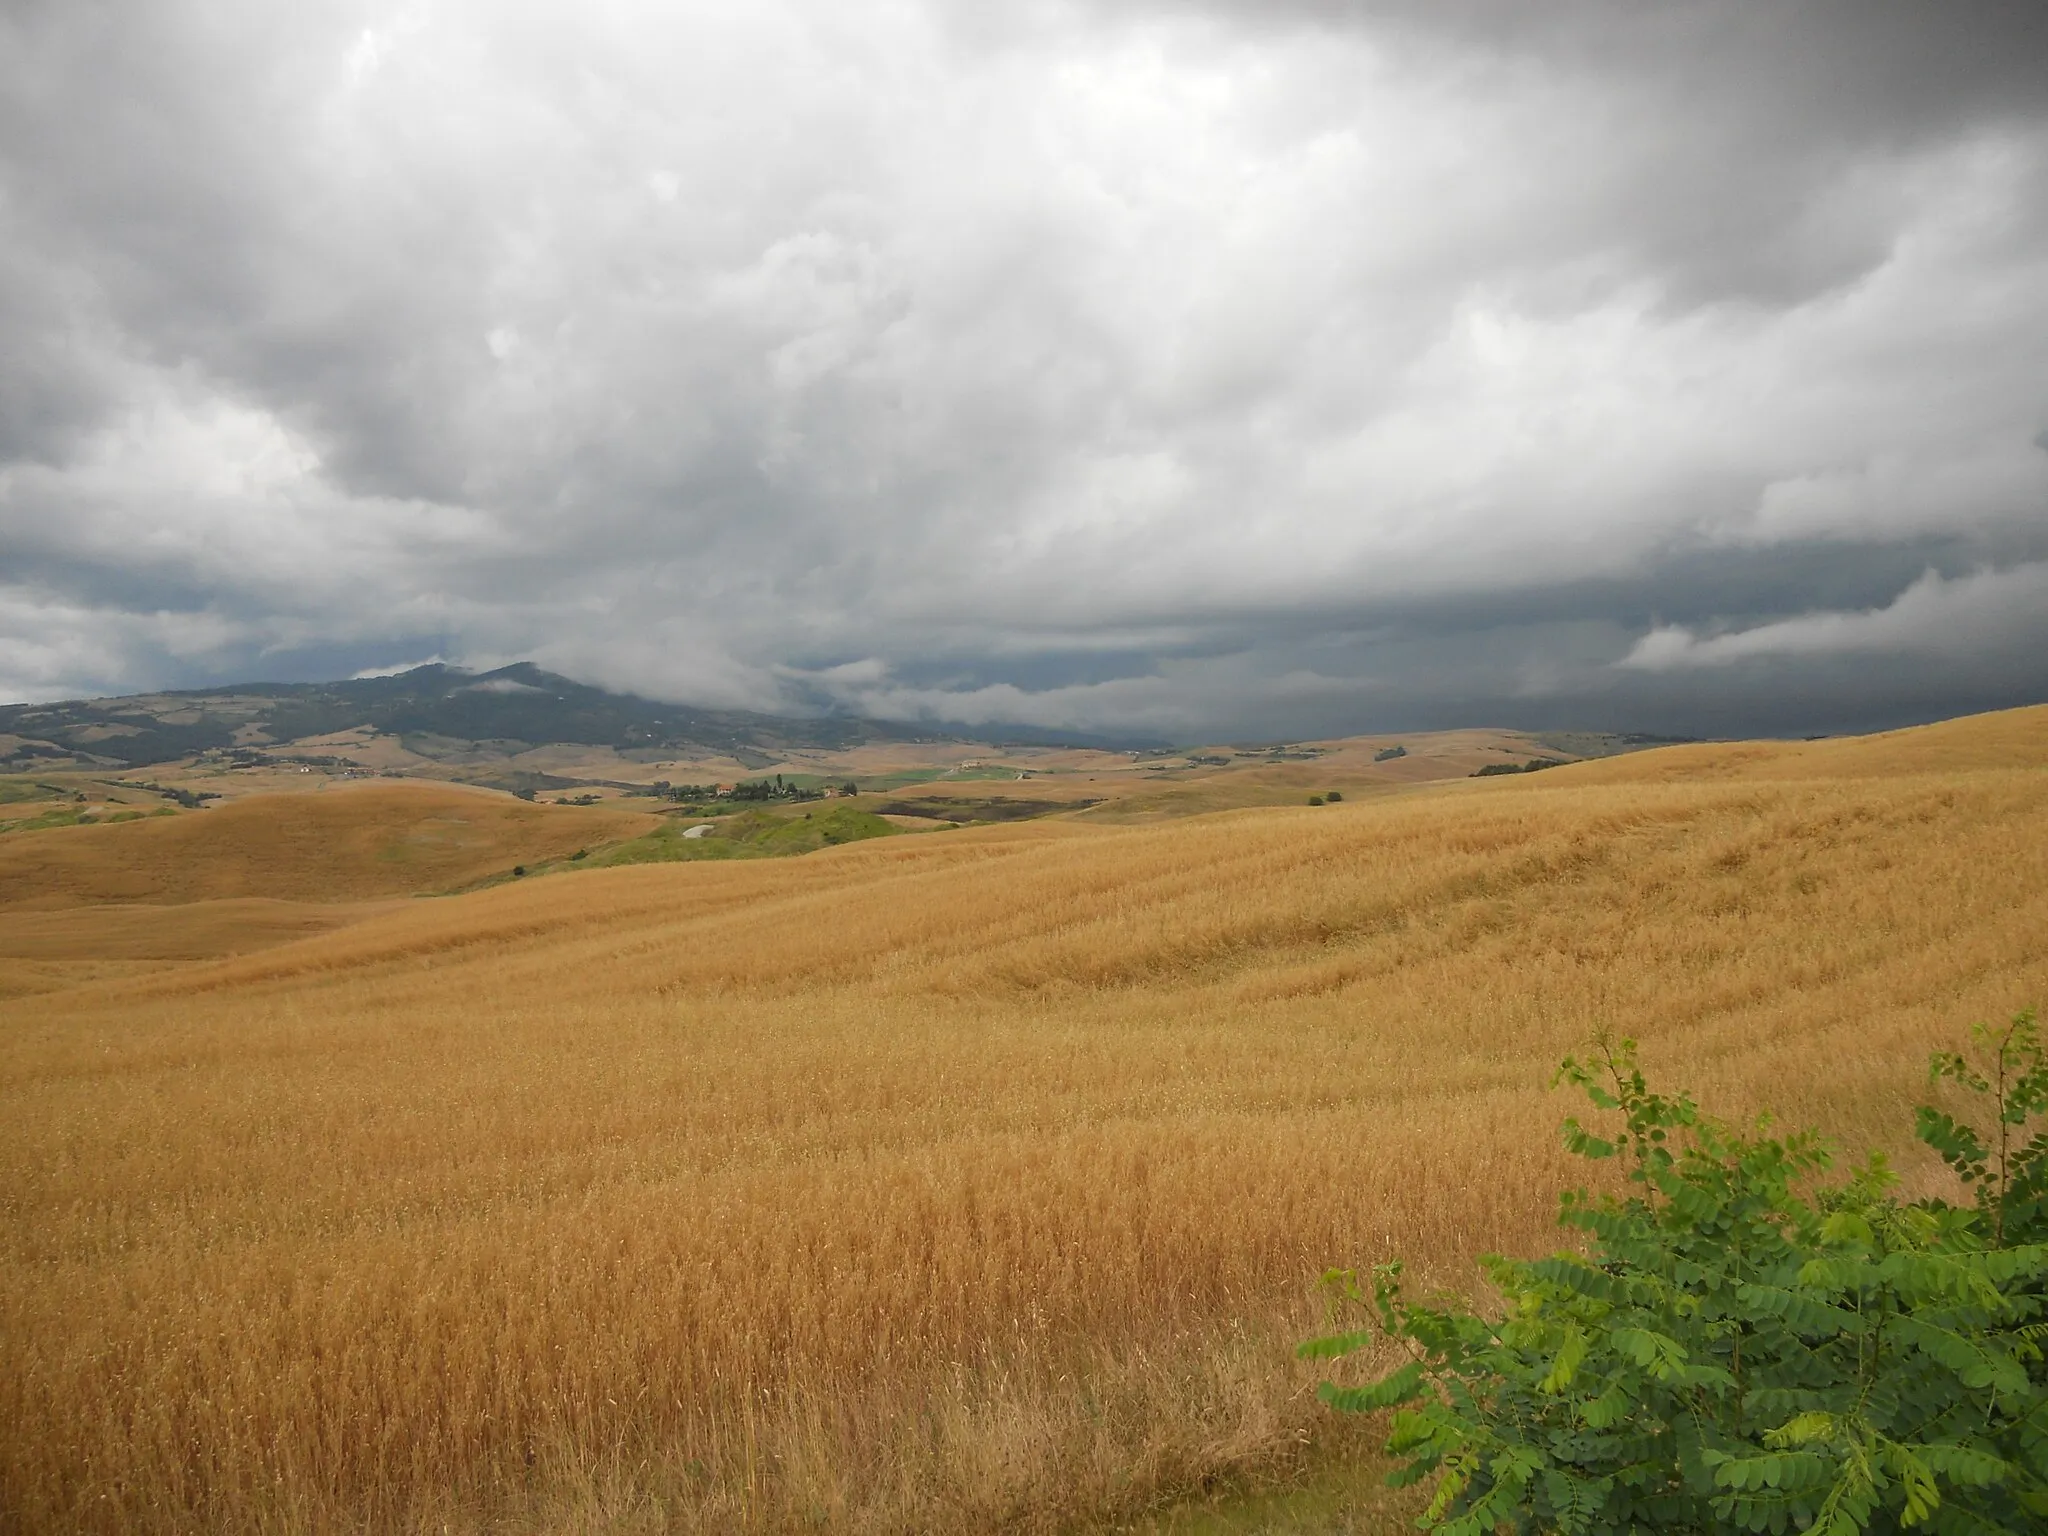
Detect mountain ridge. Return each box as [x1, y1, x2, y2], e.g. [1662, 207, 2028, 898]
[0, 663, 1162, 773]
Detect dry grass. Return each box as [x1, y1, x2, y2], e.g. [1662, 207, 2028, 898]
[0, 900, 410, 1006]
[3, 707, 2046, 1532]
[1558, 705, 2048, 784]
[0, 781, 654, 910]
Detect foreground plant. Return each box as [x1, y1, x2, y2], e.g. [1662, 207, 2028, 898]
[1303, 1009, 2048, 1534]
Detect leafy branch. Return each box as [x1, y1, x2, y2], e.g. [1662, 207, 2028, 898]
[1303, 1009, 2048, 1535]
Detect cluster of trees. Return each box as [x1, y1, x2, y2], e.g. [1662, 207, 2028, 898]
[650, 781, 718, 802]
[1472, 757, 1565, 778]
[728, 776, 823, 803]
[131, 780, 219, 809]
[651, 776, 852, 805]
[1306, 1009, 2048, 1535]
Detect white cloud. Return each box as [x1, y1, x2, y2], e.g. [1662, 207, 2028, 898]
[351, 657, 449, 679]
[1618, 563, 2048, 671]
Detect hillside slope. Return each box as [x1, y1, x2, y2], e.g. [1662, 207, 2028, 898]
[1549, 702, 2048, 785]
[0, 780, 654, 910]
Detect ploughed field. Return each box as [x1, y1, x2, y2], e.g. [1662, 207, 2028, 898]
[3, 708, 2046, 1532]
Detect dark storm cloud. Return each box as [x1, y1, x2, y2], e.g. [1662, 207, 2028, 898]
[2, 0, 2045, 736]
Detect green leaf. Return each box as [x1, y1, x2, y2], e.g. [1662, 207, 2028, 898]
[1296, 1328, 1376, 1360]
[1889, 1317, 2027, 1394]
[1765, 1411, 1840, 1448]
[1580, 1381, 1631, 1429]
[1539, 1323, 1588, 1393]
[1609, 1327, 1688, 1378]
[1529, 1254, 1632, 1305]
[1914, 1441, 2011, 1489]
[1880, 1442, 1941, 1527]
[1316, 1359, 1426, 1414]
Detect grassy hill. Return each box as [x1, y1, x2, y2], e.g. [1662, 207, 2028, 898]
[2, 705, 2042, 1533]
[0, 780, 655, 909]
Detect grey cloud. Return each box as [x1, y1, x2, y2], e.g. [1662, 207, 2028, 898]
[1167, 2, 2048, 147]
[1094, 0, 2048, 311]
[2, 0, 2046, 736]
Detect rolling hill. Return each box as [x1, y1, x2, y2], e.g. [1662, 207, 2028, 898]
[0, 782, 661, 999]
[4, 705, 2040, 1533]
[0, 779, 656, 909]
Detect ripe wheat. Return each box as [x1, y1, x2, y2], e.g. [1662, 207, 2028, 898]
[3, 708, 2045, 1531]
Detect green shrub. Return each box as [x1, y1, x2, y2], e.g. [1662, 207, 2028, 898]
[1309, 795, 1325, 806]
[1303, 1010, 2048, 1535]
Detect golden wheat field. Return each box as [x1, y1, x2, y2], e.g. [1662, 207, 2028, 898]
[3, 707, 2046, 1532]
[0, 780, 656, 909]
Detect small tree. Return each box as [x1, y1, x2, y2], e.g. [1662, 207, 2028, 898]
[1302, 1011, 2048, 1535]
[1919, 1009, 2048, 1247]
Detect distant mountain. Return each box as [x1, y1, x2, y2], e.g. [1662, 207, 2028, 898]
[0, 663, 964, 773]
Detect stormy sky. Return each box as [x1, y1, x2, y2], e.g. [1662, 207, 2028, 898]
[3, 2, 2046, 741]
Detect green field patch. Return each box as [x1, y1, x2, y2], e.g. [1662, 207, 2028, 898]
[575, 805, 901, 870]
[0, 778, 67, 806]
[0, 805, 98, 834]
